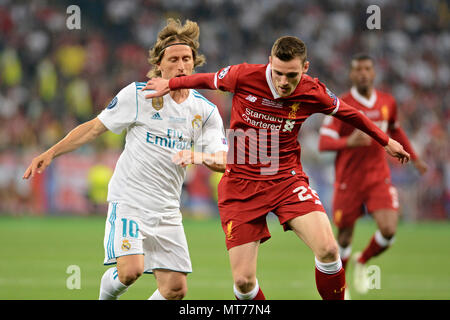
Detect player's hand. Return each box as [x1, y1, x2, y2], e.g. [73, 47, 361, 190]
[172, 150, 203, 167]
[384, 138, 410, 164]
[413, 158, 428, 175]
[22, 150, 55, 179]
[142, 78, 170, 99]
[346, 129, 372, 147]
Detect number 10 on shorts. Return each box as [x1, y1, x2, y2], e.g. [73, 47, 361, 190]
[293, 186, 322, 205]
[122, 218, 139, 238]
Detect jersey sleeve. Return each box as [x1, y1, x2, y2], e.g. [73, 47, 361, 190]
[195, 106, 228, 154]
[212, 64, 242, 93]
[312, 80, 341, 115]
[169, 64, 242, 94]
[388, 100, 418, 160]
[97, 82, 138, 134]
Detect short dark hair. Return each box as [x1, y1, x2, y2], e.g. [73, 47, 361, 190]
[350, 53, 374, 66]
[271, 36, 307, 63]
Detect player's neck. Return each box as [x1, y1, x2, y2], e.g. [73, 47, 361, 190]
[170, 89, 190, 104]
[356, 86, 374, 99]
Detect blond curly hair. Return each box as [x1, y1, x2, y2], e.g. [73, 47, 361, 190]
[147, 18, 206, 78]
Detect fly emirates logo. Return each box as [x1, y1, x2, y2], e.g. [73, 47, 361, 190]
[242, 108, 284, 131]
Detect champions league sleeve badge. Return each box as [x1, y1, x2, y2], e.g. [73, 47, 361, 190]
[325, 87, 338, 106]
[106, 96, 118, 109]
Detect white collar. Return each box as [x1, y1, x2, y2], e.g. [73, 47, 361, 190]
[350, 86, 377, 108]
[265, 64, 281, 99]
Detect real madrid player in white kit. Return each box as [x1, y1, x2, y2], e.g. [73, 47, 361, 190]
[23, 19, 228, 300]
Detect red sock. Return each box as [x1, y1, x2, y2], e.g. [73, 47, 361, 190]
[252, 287, 266, 300]
[358, 235, 389, 264]
[315, 267, 346, 300]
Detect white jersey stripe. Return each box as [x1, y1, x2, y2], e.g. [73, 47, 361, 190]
[319, 127, 340, 139]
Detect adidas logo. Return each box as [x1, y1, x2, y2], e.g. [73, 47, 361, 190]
[151, 112, 162, 120]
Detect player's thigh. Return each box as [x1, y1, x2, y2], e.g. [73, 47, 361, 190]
[287, 211, 338, 262]
[228, 241, 260, 281]
[371, 209, 398, 237]
[367, 183, 399, 236]
[116, 254, 145, 279]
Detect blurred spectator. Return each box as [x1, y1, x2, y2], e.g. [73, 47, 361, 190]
[0, 0, 448, 219]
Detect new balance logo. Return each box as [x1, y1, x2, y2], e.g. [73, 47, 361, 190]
[151, 112, 162, 120]
[245, 95, 257, 103]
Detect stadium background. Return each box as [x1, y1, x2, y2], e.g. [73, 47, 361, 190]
[0, 0, 449, 299]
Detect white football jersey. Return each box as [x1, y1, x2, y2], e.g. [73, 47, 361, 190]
[97, 82, 228, 215]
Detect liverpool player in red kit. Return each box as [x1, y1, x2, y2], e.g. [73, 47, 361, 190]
[142, 37, 410, 300]
[319, 54, 427, 296]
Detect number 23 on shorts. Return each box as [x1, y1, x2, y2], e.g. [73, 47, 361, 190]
[293, 185, 322, 205]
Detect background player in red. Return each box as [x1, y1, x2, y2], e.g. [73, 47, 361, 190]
[142, 37, 410, 300]
[318, 54, 428, 295]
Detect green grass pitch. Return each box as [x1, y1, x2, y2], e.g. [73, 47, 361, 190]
[0, 215, 449, 300]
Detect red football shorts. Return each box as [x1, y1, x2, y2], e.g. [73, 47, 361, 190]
[217, 173, 326, 250]
[332, 180, 399, 229]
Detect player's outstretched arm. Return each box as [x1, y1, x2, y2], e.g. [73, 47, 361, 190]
[142, 78, 170, 99]
[172, 150, 227, 172]
[384, 138, 410, 164]
[412, 158, 428, 175]
[143, 73, 217, 99]
[23, 118, 107, 179]
[333, 101, 410, 163]
[389, 125, 428, 174]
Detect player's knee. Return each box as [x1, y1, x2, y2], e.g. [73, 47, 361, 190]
[316, 241, 339, 262]
[118, 267, 143, 286]
[161, 284, 187, 300]
[234, 275, 256, 294]
[379, 226, 396, 240]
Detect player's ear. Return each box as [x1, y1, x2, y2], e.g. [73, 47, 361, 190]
[269, 56, 272, 64]
[302, 60, 309, 73]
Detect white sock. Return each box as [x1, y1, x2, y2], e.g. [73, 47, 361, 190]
[148, 289, 167, 300]
[338, 244, 352, 261]
[374, 229, 395, 247]
[99, 267, 128, 300]
[233, 279, 260, 300]
[315, 257, 343, 275]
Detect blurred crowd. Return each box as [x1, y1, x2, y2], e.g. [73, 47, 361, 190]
[0, 0, 448, 219]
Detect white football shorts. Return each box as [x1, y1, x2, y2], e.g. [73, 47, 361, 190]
[103, 202, 192, 274]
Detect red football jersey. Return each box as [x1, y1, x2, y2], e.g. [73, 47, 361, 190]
[319, 87, 403, 186]
[170, 63, 389, 180]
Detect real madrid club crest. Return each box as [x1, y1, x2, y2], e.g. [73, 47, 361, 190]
[152, 97, 164, 111]
[192, 114, 202, 129]
[121, 239, 131, 251]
